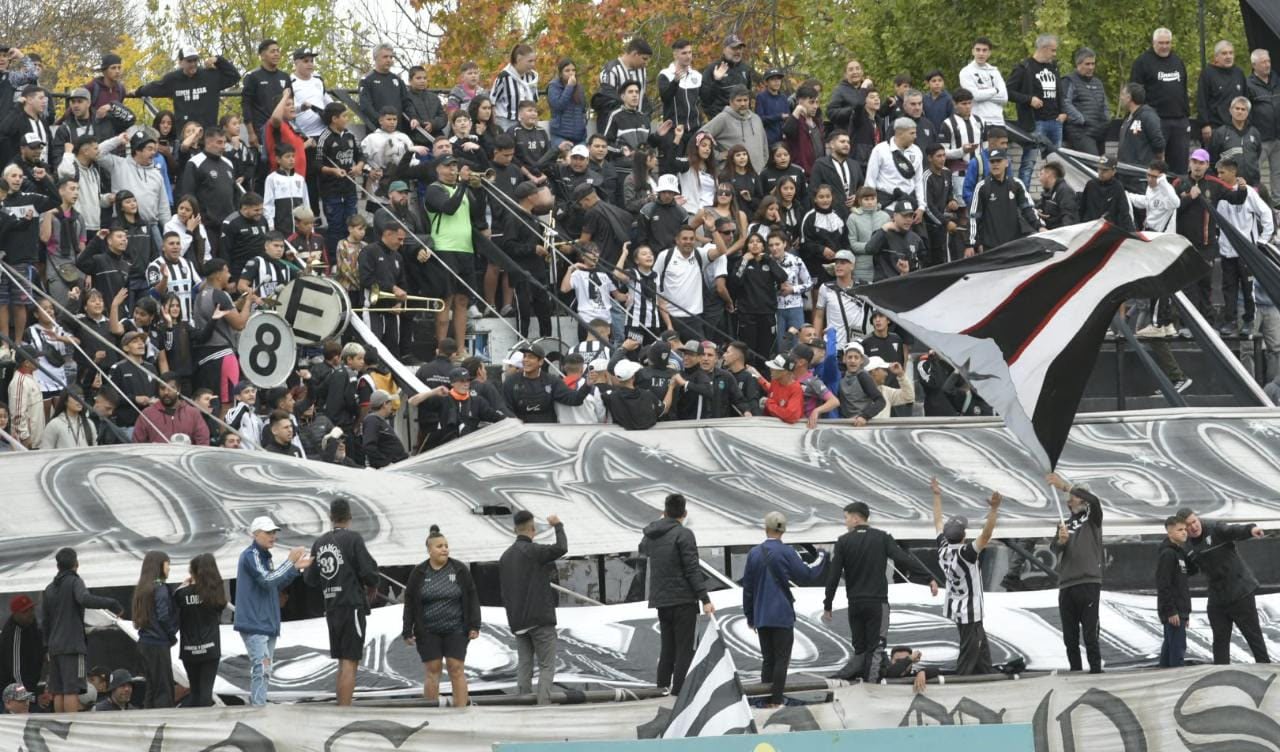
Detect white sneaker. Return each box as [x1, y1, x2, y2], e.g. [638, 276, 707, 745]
[468, 304, 482, 318]
[1135, 324, 1167, 338]
[1175, 378, 1192, 393]
[1160, 324, 1178, 337]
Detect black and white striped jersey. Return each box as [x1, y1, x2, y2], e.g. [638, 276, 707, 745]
[572, 339, 612, 363]
[241, 255, 295, 301]
[938, 534, 983, 624]
[146, 255, 201, 322]
[621, 267, 661, 334]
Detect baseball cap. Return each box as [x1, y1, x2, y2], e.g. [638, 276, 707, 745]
[988, 148, 1009, 162]
[587, 358, 610, 373]
[613, 360, 642, 380]
[107, 669, 139, 692]
[1098, 155, 1117, 169]
[943, 515, 968, 543]
[369, 389, 394, 408]
[233, 379, 255, 395]
[99, 53, 122, 71]
[21, 132, 44, 147]
[519, 343, 547, 359]
[436, 154, 460, 167]
[513, 181, 541, 200]
[766, 353, 796, 371]
[8, 594, 35, 613]
[833, 249, 856, 264]
[723, 33, 745, 48]
[292, 48, 317, 60]
[249, 515, 281, 534]
[448, 366, 471, 382]
[864, 355, 891, 371]
[842, 341, 865, 355]
[503, 351, 525, 369]
[3, 683, 33, 703]
[764, 68, 784, 80]
[130, 131, 157, 152]
[678, 339, 702, 354]
[572, 182, 598, 202]
[656, 174, 680, 193]
[647, 341, 671, 365]
[891, 200, 915, 215]
[1190, 148, 1211, 163]
[764, 511, 787, 533]
[569, 144, 590, 158]
[387, 180, 410, 193]
[69, 87, 91, 101]
[177, 47, 200, 61]
[120, 330, 146, 346]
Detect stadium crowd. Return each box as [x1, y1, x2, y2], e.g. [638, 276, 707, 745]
[1, 27, 1279, 457]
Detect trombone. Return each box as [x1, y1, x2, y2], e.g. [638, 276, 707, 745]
[364, 284, 447, 313]
[466, 168, 497, 189]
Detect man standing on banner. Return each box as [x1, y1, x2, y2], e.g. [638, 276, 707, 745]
[742, 511, 827, 706]
[303, 498, 380, 706]
[822, 501, 938, 682]
[1048, 472, 1104, 673]
[1176, 507, 1270, 664]
[234, 516, 312, 706]
[1156, 515, 1197, 667]
[932, 478, 1002, 675]
[40, 547, 122, 713]
[499, 510, 567, 704]
[639, 494, 715, 697]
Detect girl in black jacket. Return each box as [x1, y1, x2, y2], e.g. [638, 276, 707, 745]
[403, 526, 481, 706]
[174, 553, 227, 707]
[132, 550, 178, 708]
[757, 143, 808, 205]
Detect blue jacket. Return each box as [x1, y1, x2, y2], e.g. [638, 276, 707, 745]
[756, 91, 791, 146]
[233, 542, 301, 637]
[742, 538, 827, 629]
[548, 79, 587, 144]
[922, 91, 955, 131]
[962, 148, 994, 205]
[137, 581, 179, 647]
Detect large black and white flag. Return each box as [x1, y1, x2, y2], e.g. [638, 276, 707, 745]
[858, 220, 1208, 469]
[662, 617, 757, 738]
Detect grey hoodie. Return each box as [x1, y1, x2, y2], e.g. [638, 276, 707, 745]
[846, 207, 888, 283]
[700, 106, 768, 173]
[1051, 487, 1103, 589]
[96, 134, 171, 223]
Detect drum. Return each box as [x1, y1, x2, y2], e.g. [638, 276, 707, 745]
[269, 276, 350, 344]
[237, 312, 297, 388]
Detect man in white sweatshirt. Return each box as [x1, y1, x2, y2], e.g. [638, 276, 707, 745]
[959, 37, 1008, 135]
[1215, 157, 1274, 335]
[1130, 160, 1183, 340]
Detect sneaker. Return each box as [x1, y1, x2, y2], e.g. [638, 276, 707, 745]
[468, 304, 483, 318]
[1177, 327, 1193, 339]
[1160, 324, 1178, 337]
[1174, 378, 1192, 393]
[1135, 324, 1167, 338]
[1218, 324, 1239, 337]
[500, 303, 515, 317]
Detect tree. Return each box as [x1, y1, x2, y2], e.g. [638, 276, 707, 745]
[0, 0, 138, 92]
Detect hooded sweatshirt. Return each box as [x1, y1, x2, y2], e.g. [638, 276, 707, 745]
[847, 206, 889, 282]
[701, 105, 768, 173]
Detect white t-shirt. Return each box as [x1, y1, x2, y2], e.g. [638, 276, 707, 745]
[569, 268, 616, 322]
[655, 244, 715, 317]
[816, 281, 872, 347]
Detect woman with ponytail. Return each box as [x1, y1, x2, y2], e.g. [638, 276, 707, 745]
[402, 525, 481, 705]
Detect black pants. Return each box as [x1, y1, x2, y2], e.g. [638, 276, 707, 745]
[183, 658, 219, 707]
[924, 224, 949, 268]
[138, 643, 175, 708]
[1065, 129, 1103, 156]
[514, 278, 553, 338]
[757, 626, 794, 705]
[369, 310, 414, 360]
[1059, 582, 1102, 672]
[656, 603, 699, 695]
[671, 316, 705, 342]
[847, 600, 889, 681]
[1162, 117, 1192, 176]
[1221, 256, 1255, 326]
[956, 621, 993, 675]
[736, 311, 776, 364]
[1182, 250, 1216, 321]
[1208, 593, 1271, 664]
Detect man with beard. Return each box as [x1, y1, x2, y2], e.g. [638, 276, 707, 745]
[375, 180, 433, 310]
[359, 222, 414, 360]
[499, 181, 556, 338]
[0, 596, 41, 693]
[865, 119, 925, 217]
[700, 34, 756, 116]
[811, 130, 862, 219]
[132, 373, 210, 444]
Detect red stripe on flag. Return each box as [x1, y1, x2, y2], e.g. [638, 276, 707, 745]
[1007, 232, 1129, 366]
[961, 223, 1113, 336]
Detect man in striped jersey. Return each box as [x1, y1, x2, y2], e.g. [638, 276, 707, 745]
[931, 478, 1002, 675]
[147, 231, 200, 322]
[594, 38, 653, 134]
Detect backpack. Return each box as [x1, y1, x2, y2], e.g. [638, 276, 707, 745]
[190, 287, 218, 345]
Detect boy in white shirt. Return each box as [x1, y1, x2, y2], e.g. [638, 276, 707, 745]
[359, 106, 411, 200]
[560, 245, 617, 341]
[262, 144, 309, 234]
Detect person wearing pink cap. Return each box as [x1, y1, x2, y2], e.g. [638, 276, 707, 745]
[1174, 148, 1248, 321]
[1, 595, 41, 692]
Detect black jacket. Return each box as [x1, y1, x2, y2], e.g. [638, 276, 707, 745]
[303, 526, 380, 612]
[499, 523, 568, 631]
[173, 583, 225, 664]
[179, 152, 237, 226]
[357, 240, 408, 302]
[358, 70, 411, 127]
[1247, 72, 1280, 141]
[638, 517, 710, 608]
[824, 525, 933, 608]
[1197, 64, 1248, 129]
[1117, 104, 1167, 167]
[677, 366, 752, 420]
[74, 243, 132, 311]
[970, 174, 1040, 251]
[405, 89, 448, 143]
[220, 211, 269, 278]
[809, 157, 862, 220]
[866, 227, 924, 281]
[826, 79, 868, 133]
[403, 557, 481, 638]
[1155, 539, 1197, 621]
[40, 570, 121, 656]
[503, 371, 592, 423]
[637, 200, 690, 254]
[0, 617, 43, 690]
[604, 386, 665, 430]
[1038, 180, 1079, 229]
[1175, 174, 1246, 250]
[1209, 123, 1263, 186]
[136, 58, 241, 128]
[1186, 520, 1260, 607]
[1080, 178, 1135, 231]
[414, 356, 457, 427]
[1129, 49, 1190, 120]
[362, 411, 407, 468]
[323, 364, 361, 428]
[700, 58, 755, 115]
[732, 253, 787, 314]
[422, 392, 506, 449]
[241, 67, 291, 132]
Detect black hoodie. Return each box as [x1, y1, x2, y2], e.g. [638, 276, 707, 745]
[638, 517, 709, 609]
[40, 570, 121, 656]
[604, 385, 665, 430]
[1186, 520, 1260, 607]
[1155, 538, 1197, 621]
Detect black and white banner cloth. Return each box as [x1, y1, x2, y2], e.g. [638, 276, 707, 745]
[662, 616, 756, 738]
[857, 220, 1209, 469]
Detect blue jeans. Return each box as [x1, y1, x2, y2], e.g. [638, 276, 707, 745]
[775, 306, 805, 354]
[610, 307, 627, 347]
[322, 194, 358, 256]
[243, 633, 277, 706]
[1159, 620, 1187, 667]
[1019, 119, 1063, 186]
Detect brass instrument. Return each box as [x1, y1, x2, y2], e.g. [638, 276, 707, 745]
[368, 284, 447, 312]
[351, 306, 444, 313]
[467, 168, 498, 188]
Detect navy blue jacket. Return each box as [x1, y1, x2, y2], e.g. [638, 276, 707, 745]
[233, 541, 301, 637]
[137, 581, 179, 647]
[742, 538, 827, 629]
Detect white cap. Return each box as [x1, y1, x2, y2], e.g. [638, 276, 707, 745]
[842, 341, 865, 355]
[569, 144, 590, 158]
[765, 354, 791, 371]
[588, 358, 610, 373]
[864, 356, 891, 371]
[177, 47, 200, 61]
[614, 360, 642, 381]
[250, 515, 281, 534]
[656, 174, 680, 193]
[504, 351, 525, 369]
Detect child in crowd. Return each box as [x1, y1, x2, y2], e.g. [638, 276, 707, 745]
[335, 213, 368, 308]
[263, 144, 309, 234]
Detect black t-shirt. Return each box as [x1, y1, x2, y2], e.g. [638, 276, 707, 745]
[419, 564, 465, 633]
[862, 331, 906, 389]
[174, 584, 224, 663]
[1022, 59, 1062, 120]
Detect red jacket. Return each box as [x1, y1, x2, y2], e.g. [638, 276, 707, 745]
[762, 378, 804, 423]
[133, 401, 211, 445]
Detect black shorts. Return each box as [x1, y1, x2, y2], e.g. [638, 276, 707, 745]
[415, 630, 470, 663]
[48, 653, 85, 695]
[326, 607, 367, 661]
[435, 250, 477, 298]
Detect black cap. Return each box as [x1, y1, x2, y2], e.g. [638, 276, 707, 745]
[99, 53, 122, 70]
[519, 343, 546, 359]
[1098, 155, 1117, 169]
[764, 68, 784, 80]
[572, 182, 598, 202]
[449, 366, 471, 382]
[988, 148, 1009, 161]
[891, 200, 914, 215]
[292, 48, 317, 60]
[513, 181, 541, 200]
[436, 154, 460, 167]
[129, 131, 156, 152]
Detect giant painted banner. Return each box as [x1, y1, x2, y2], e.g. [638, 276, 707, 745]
[2, 666, 1276, 751]
[103, 586, 1280, 700]
[4, 408, 1280, 592]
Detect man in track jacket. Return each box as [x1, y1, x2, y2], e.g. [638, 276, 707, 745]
[1177, 507, 1270, 665]
[234, 515, 312, 705]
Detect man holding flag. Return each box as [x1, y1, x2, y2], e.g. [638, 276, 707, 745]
[1048, 472, 1105, 673]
